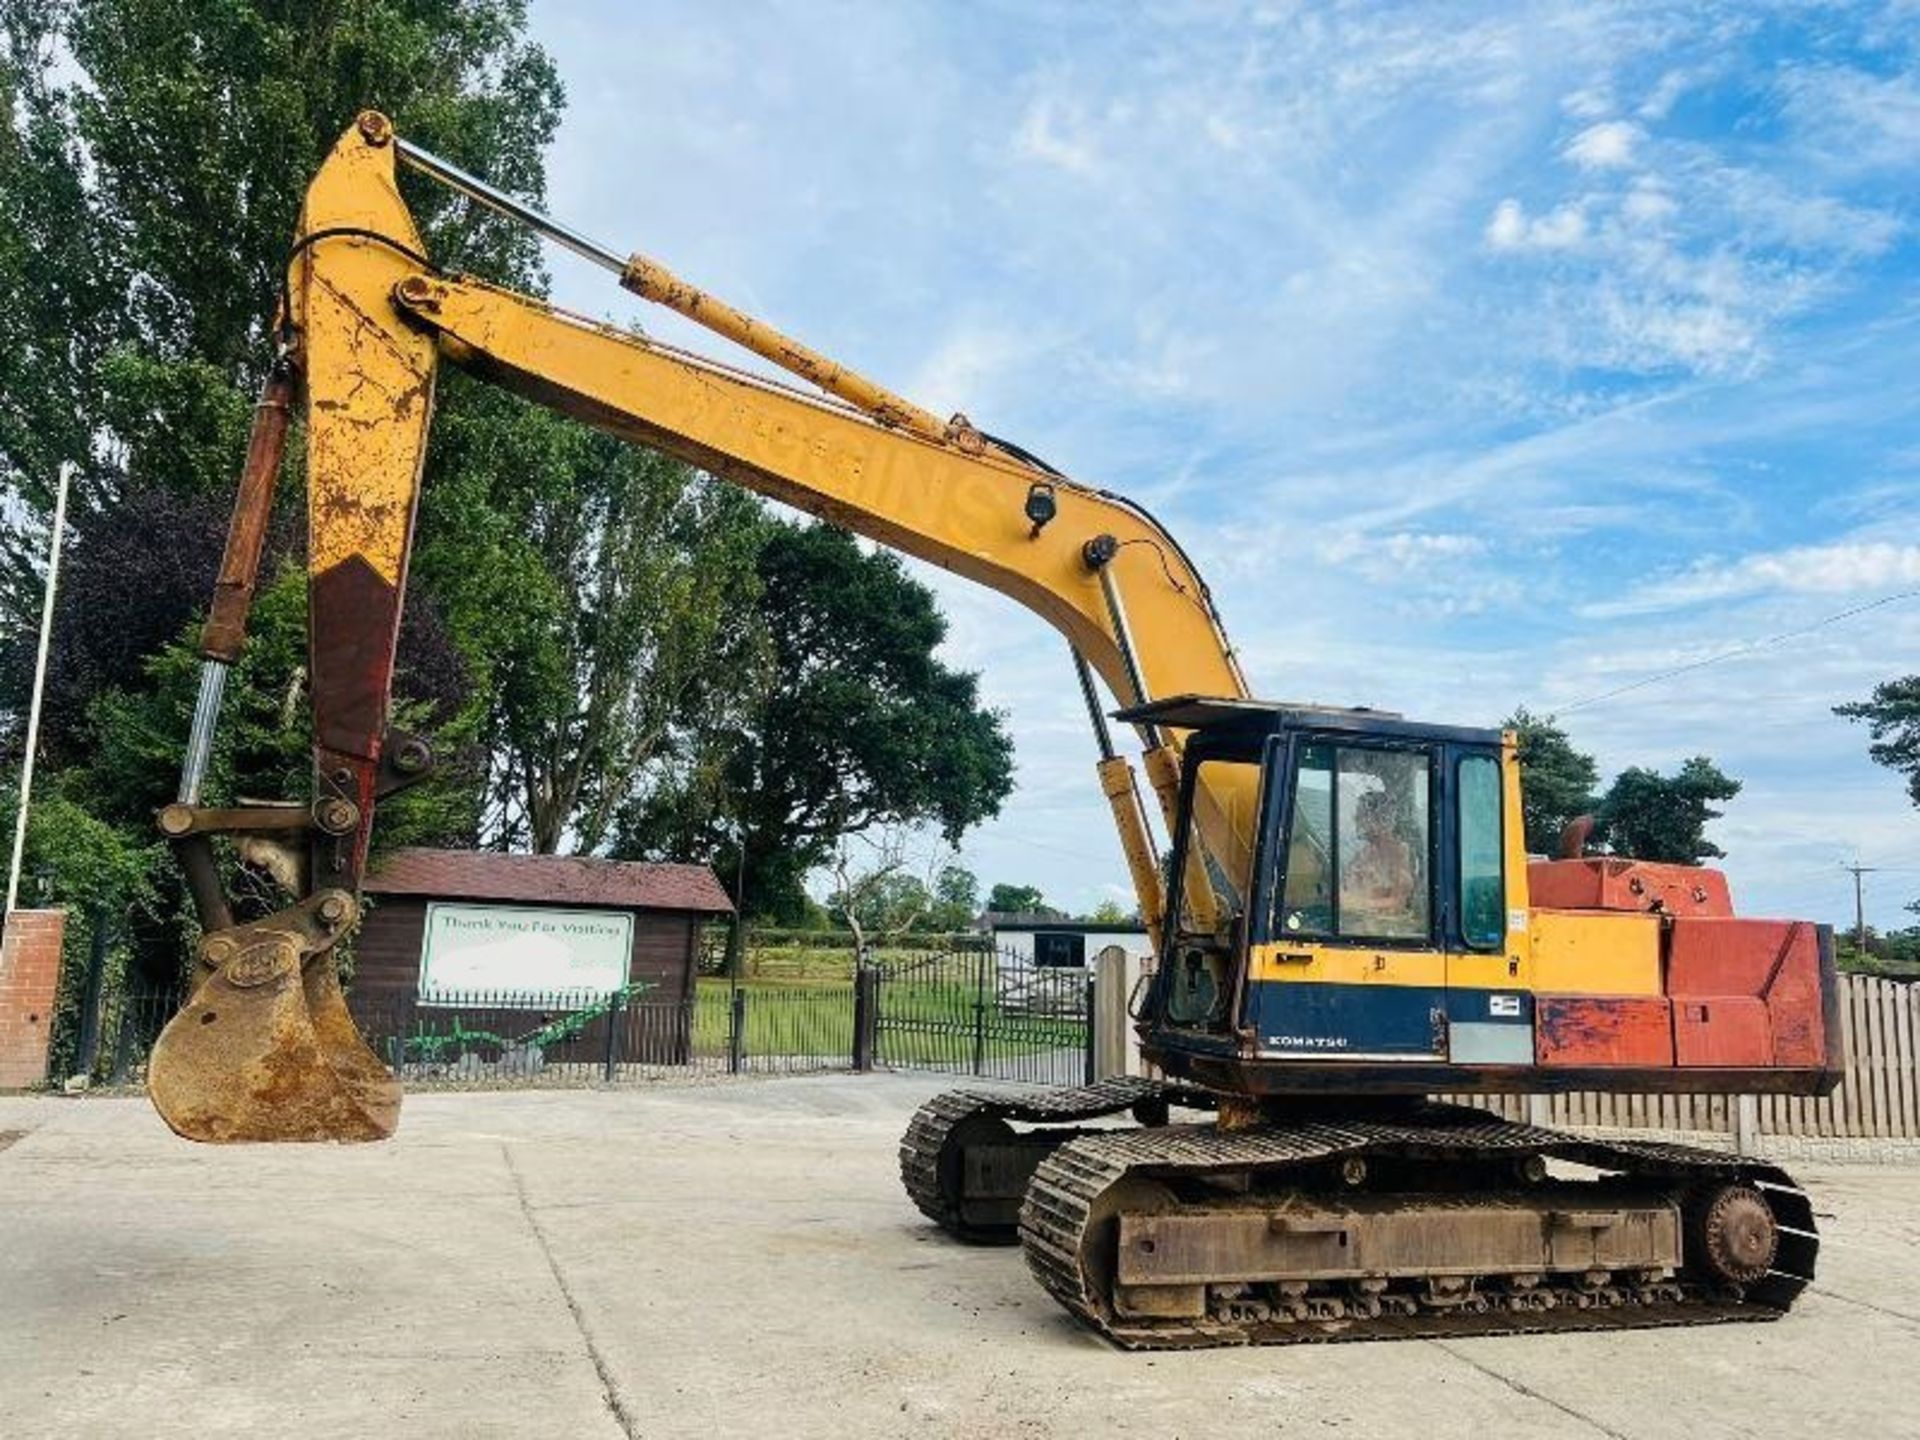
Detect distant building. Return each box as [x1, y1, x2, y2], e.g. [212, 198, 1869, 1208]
[986, 916, 1152, 1019]
[987, 916, 1152, 970]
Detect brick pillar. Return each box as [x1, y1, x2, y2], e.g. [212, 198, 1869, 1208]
[0, 908, 66, 1089]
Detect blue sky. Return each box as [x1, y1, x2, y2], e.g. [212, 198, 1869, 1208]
[524, 1, 1920, 927]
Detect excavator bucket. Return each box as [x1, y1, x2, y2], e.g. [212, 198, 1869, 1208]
[149, 927, 399, 1143]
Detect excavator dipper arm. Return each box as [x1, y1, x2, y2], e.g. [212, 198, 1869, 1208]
[148, 113, 1255, 1141]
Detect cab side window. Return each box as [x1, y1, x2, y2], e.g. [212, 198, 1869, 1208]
[1275, 743, 1431, 942]
[1457, 753, 1505, 949]
[1277, 744, 1334, 935]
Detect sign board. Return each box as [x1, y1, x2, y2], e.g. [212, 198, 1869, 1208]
[418, 902, 633, 1003]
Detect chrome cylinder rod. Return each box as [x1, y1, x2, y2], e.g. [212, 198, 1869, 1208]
[394, 137, 627, 276]
[392, 132, 961, 447]
[177, 661, 228, 807]
[1094, 563, 1161, 746]
[1069, 647, 1117, 761]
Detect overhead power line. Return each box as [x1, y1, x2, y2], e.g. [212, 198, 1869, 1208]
[1555, 588, 1920, 716]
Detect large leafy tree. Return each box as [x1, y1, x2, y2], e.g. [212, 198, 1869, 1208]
[1504, 707, 1599, 856]
[419, 392, 770, 853]
[0, 1, 118, 581]
[0, 0, 563, 1001]
[1592, 757, 1741, 865]
[987, 882, 1048, 915]
[1836, 677, 1920, 807]
[1, 0, 563, 747]
[618, 524, 1016, 921]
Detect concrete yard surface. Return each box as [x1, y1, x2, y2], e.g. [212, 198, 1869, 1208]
[1, 1074, 1916, 1439]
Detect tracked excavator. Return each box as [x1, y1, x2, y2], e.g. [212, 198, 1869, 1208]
[149, 114, 1842, 1347]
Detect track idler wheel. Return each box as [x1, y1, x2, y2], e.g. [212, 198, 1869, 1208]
[1687, 1184, 1779, 1288]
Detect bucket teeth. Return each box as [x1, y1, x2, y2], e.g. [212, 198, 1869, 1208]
[149, 943, 399, 1144]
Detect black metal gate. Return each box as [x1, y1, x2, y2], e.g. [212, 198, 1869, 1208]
[872, 945, 1094, 1085]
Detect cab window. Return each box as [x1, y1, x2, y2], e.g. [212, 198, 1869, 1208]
[1457, 753, 1504, 949]
[1274, 742, 1430, 942]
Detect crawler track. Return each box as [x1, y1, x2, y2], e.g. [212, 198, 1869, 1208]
[1018, 1104, 1818, 1348]
[899, 1078, 1215, 1241]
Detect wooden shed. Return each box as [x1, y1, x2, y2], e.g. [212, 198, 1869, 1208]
[350, 848, 733, 1008]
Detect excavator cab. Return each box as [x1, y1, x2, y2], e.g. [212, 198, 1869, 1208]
[1134, 697, 1513, 1071]
[1130, 696, 1841, 1102]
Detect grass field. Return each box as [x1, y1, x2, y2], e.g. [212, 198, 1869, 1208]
[689, 973, 1085, 1067]
[719, 941, 975, 985]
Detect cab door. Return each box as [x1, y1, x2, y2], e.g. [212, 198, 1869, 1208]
[1442, 747, 1534, 1064]
[1246, 735, 1446, 1060]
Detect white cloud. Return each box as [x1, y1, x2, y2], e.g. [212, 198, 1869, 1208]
[1586, 542, 1920, 617]
[1621, 180, 1677, 225]
[1486, 198, 1587, 250]
[1319, 530, 1490, 575]
[906, 320, 1039, 419]
[1564, 119, 1643, 169]
[1012, 96, 1101, 176]
[1561, 83, 1614, 120]
[1637, 68, 1695, 121]
[1777, 62, 1920, 172]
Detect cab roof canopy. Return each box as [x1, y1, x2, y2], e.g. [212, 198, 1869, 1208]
[1112, 694, 1503, 754]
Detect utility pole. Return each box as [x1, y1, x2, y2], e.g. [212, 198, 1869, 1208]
[1842, 862, 1879, 959]
[6, 463, 72, 915]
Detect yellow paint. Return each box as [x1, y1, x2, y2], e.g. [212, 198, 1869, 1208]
[1441, 735, 1537, 995]
[1500, 732, 1534, 974]
[1250, 942, 1446, 988]
[1530, 910, 1663, 996]
[1097, 754, 1165, 938]
[383, 270, 1263, 898]
[1447, 949, 1527, 992]
[620, 253, 960, 447]
[294, 124, 436, 587]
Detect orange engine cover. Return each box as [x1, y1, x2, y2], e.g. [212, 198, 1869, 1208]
[1666, 918, 1826, 1069]
[1535, 995, 1675, 1068]
[1673, 996, 1773, 1067]
[1528, 859, 1732, 917]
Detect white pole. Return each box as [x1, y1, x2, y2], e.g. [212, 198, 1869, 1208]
[6, 462, 71, 915]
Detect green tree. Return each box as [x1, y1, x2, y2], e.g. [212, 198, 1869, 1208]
[1836, 677, 1920, 808]
[1087, 898, 1133, 924]
[418, 395, 769, 853]
[927, 865, 980, 930]
[987, 883, 1047, 915]
[0, 1, 119, 584]
[2, 0, 565, 755]
[827, 873, 932, 938]
[0, 780, 159, 1076]
[1835, 922, 1920, 979]
[1504, 707, 1599, 856]
[617, 524, 1016, 920]
[2, 0, 562, 604]
[1592, 757, 1741, 864]
[0, 0, 563, 1002]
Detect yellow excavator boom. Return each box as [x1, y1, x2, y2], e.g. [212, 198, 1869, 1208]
[148, 113, 1256, 1141]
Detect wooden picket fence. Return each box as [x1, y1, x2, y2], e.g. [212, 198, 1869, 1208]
[1459, 973, 1920, 1142]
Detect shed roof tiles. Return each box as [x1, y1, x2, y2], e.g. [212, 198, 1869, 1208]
[364, 848, 733, 914]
